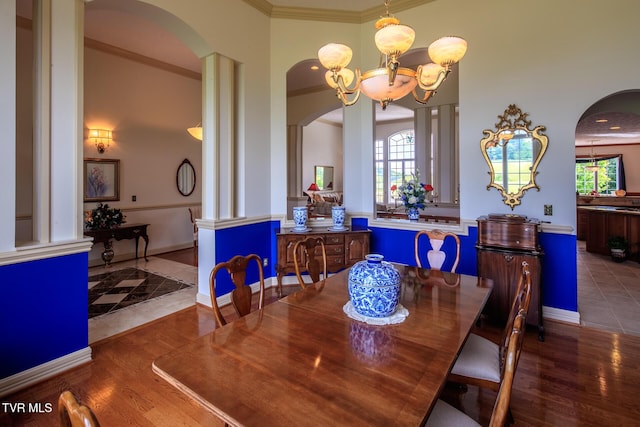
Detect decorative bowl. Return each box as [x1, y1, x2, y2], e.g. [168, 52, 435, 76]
[348, 254, 401, 318]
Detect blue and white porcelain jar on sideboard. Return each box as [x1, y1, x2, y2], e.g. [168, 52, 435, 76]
[331, 206, 346, 230]
[348, 254, 401, 318]
[292, 206, 308, 231]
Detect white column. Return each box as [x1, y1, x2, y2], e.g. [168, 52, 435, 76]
[217, 54, 235, 219]
[343, 100, 375, 214]
[50, 0, 84, 241]
[202, 54, 217, 221]
[33, 0, 52, 243]
[0, 0, 16, 251]
[437, 104, 456, 203]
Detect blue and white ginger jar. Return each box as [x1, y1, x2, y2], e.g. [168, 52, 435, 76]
[348, 254, 401, 318]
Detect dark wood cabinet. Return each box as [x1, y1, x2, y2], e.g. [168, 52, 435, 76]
[276, 227, 370, 296]
[582, 207, 640, 259]
[477, 214, 544, 340]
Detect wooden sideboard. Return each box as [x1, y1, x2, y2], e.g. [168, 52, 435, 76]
[476, 214, 544, 340]
[276, 227, 370, 297]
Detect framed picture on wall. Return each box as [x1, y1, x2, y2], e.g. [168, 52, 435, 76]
[84, 158, 120, 202]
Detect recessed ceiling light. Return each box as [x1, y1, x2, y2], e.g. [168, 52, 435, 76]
[310, 65, 319, 71]
[595, 119, 608, 123]
[610, 126, 621, 130]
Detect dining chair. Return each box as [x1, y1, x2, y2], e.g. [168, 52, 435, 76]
[188, 206, 200, 248]
[208, 254, 265, 327]
[414, 230, 461, 272]
[58, 390, 101, 427]
[293, 236, 328, 289]
[426, 312, 528, 427]
[447, 261, 532, 392]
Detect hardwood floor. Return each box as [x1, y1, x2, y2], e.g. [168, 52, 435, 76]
[2, 287, 640, 426]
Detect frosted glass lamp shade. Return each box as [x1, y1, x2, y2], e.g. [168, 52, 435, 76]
[318, 43, 353, 70]
[325, 68, 355, 88]
[187, 125, 203, 141]
[418, 63, 445, 86]
[375, 24, 415, 56]
[428, 36, 467, 66]
[360, 67, 417, 102]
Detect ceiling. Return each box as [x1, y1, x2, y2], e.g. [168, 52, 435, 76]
[18, 0, 640, 145]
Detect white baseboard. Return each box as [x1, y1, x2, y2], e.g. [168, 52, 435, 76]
[0, 347, 92, 398]
[542, 305, 580, 324]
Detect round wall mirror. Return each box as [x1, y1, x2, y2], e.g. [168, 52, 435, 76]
[176, 159, 196, 196]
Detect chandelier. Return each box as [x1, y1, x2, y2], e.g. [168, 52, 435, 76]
[317, 0, 467, 110]
[585, 140, 600, 172]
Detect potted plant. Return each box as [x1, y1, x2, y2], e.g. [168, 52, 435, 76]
[607, 235, 629, 262]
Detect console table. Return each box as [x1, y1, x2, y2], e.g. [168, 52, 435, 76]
[275, 227, 370, 297]
[84, 223, 149, 266]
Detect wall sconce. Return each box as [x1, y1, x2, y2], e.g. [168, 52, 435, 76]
[89, 129, 112, 154]
[187, 123, 203, 141]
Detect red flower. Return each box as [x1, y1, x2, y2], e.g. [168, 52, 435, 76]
[424, 184, 434, 192]
[390, 184, 397, 191]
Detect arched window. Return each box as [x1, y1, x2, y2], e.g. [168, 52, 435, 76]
[375, 129, 416, 204]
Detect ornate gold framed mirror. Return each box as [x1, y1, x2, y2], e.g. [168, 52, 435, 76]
[480, 104, 548, 209]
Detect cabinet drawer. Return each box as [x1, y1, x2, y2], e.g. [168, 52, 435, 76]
[324, 234, 345, 245]
[324, 244, 344, 256]
[327, 256, 345, 270]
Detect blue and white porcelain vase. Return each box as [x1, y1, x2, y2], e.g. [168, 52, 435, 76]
[407, 207, 420, 221]
[331, 206, 346, 230]
[292, 206, 308, 231]
[348, 254, 401, 318]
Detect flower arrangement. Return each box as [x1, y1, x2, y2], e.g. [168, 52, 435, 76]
[395, 170, 433, 211]
[85, 203, 125, 230]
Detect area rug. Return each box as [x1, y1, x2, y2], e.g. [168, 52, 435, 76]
[88, 267, 194, 319]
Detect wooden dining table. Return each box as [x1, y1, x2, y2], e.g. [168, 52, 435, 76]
[152, 264, 492, 426]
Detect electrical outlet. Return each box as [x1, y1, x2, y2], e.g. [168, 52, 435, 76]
[132, 195, 137, 202]
[544, 204, 552, 216]
[263, 257, 268, 267]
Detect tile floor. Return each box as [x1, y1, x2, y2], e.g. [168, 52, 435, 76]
[577, 240, 640, 336]
[88, 267, 193, 318]
[88, 255, 197, 343]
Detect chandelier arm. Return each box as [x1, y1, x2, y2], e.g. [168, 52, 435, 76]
[335, 87, 361, 107]
[331, 68, 361, 94]
[416, 65, 450, 91]
[411, 88, 435, 105]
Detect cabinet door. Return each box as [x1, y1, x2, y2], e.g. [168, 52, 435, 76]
[478, 250, 541, 327]
[345, 233, 370, 266]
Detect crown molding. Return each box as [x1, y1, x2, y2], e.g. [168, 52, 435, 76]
[85, 38, 201, 81]
[242, 0, 433, 23]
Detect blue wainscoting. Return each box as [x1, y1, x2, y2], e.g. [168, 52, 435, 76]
[213, 221, 277, 296]
[364, 220, 578, 315]
[0, 253, 89, 379]
[539, 232, 578, 312]
[368, 226, 478, 276]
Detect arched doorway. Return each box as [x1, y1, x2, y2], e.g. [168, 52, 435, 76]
[575, 90, 640, 334]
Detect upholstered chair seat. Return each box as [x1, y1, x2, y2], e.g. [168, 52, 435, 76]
[425, 400, 480, 427]
[450, 333, 501, 383]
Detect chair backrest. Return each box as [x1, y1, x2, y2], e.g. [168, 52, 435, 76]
[490, 311, 527, 427]
[501, 261, 532, 350]
[58, 390, 100, 427]
[414, 230, 461, 272]
[293, 236, 328, 289]
[188, 207, 201, 247]
[208, 254, 265, 327]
